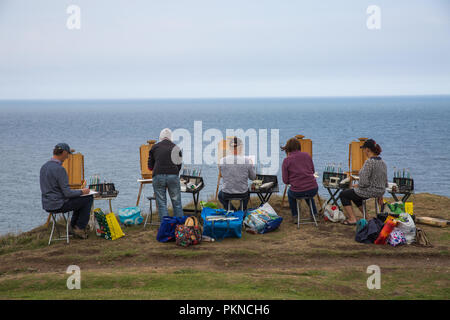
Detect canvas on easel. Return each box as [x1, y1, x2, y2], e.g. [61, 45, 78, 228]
[349, 138, 369, 174]
[139, 140, 157, 179]
[62, 152, 85, 189]
[136, 139, 156, 206]
[295, 135, 312, 158]
[348, 138, 369, 185]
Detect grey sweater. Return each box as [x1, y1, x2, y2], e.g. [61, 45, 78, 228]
[354, 157, 388, 199]
[219, 155, 256, 194]
[40, 159, 82, 211]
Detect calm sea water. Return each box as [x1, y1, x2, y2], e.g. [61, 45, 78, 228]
[0, 96, 449, 235]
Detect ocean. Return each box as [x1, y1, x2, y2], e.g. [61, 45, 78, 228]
[0, 96, 449, 235]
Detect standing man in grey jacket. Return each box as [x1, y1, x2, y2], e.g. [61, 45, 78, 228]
[40, 143, 93, 239]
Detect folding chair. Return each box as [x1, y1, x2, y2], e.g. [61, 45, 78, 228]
[225, 197, 245, 212]
[47, 210, 72, 245]
[295, 197, 318, 229]
[144, 195, 158, 228]
[361, 197, 381, 220]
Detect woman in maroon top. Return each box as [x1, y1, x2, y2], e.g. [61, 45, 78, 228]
[281, 138, 319, 223]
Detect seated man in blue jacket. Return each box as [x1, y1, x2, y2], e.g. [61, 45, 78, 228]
[40, 143, 93, 239]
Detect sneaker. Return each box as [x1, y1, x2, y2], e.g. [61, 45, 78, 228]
[72, 226, 88, 239]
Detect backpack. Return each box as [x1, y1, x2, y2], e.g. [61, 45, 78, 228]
[175, 216, 202, 247]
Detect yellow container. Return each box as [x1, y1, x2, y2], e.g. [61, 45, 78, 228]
[405, 202, 414, 215]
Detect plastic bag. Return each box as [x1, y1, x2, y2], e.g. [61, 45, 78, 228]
[244, 203, 283, 234]
[323, 204, 346, 223]
[118, 207, 143, 226]
[388, 229, 406, 247]
[396, 213, 416, 244]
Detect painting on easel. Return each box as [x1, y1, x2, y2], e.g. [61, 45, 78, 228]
[136, 139, 156, 206]
[62, 152, 85, 190]
[348, 137, 369, 183]
[139, 140, 157, 179]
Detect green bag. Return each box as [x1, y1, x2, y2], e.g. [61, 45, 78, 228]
[386, 202, 405, 214]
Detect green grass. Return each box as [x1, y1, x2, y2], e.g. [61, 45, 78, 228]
[0, 268, 448, 300]
[0, 231, 49, 256]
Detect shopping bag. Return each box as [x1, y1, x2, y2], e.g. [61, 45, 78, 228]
[323, 204, 346, 223]
[201, 207, 244, 241]
[93, 208, 125, 240]
[175, 216, 203, 247]
[374, 219, 397, 245]
[156, 216, 188, 242]
[118, 207, 143, 226]
[396, 213, 416, 244]
[244, 203, 283, 234]
[387, 229, 406, 247]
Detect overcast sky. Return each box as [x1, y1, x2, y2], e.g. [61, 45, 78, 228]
[0, 0, 449, 99]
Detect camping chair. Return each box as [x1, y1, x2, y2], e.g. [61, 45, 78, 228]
[295, 197, 318, 229]
[46, 210, 73, 245]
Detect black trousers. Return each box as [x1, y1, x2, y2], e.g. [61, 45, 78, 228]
[218, 191, 249, 211]
[339, 189, 368, 207]
[58, 195, 93, 229]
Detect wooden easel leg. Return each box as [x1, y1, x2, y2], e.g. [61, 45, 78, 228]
[315, 194, 324, 214]
[280, 185, 288, 210]
[45, 213, 52, 227]
[215, 175, 221, 201]
[136, 183, 144, 206]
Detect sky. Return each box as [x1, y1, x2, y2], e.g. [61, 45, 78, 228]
[0, 0, 449, 100]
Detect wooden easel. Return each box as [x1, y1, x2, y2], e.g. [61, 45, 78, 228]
[347, 138, 369, 186]
[136, 139, 156, 206]
[45, 152, 85, 227]
[280, 135, 323, 210]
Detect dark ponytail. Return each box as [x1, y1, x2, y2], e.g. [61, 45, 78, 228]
[373, 143, 382, 155]
[369, 140, 382, 155]
[362, 139, 382, 155]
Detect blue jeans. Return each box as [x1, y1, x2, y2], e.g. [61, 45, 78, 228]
[152, 174, 184, 219]
[288, 187, 318, 217]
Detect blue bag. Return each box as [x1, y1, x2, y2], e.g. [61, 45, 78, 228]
[118, 207, 144, 226]
[156, 216, 188, 242]
[201, 207, 244, 241]
[244, 203, 283, 234]
[261, 217, 283, 234]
